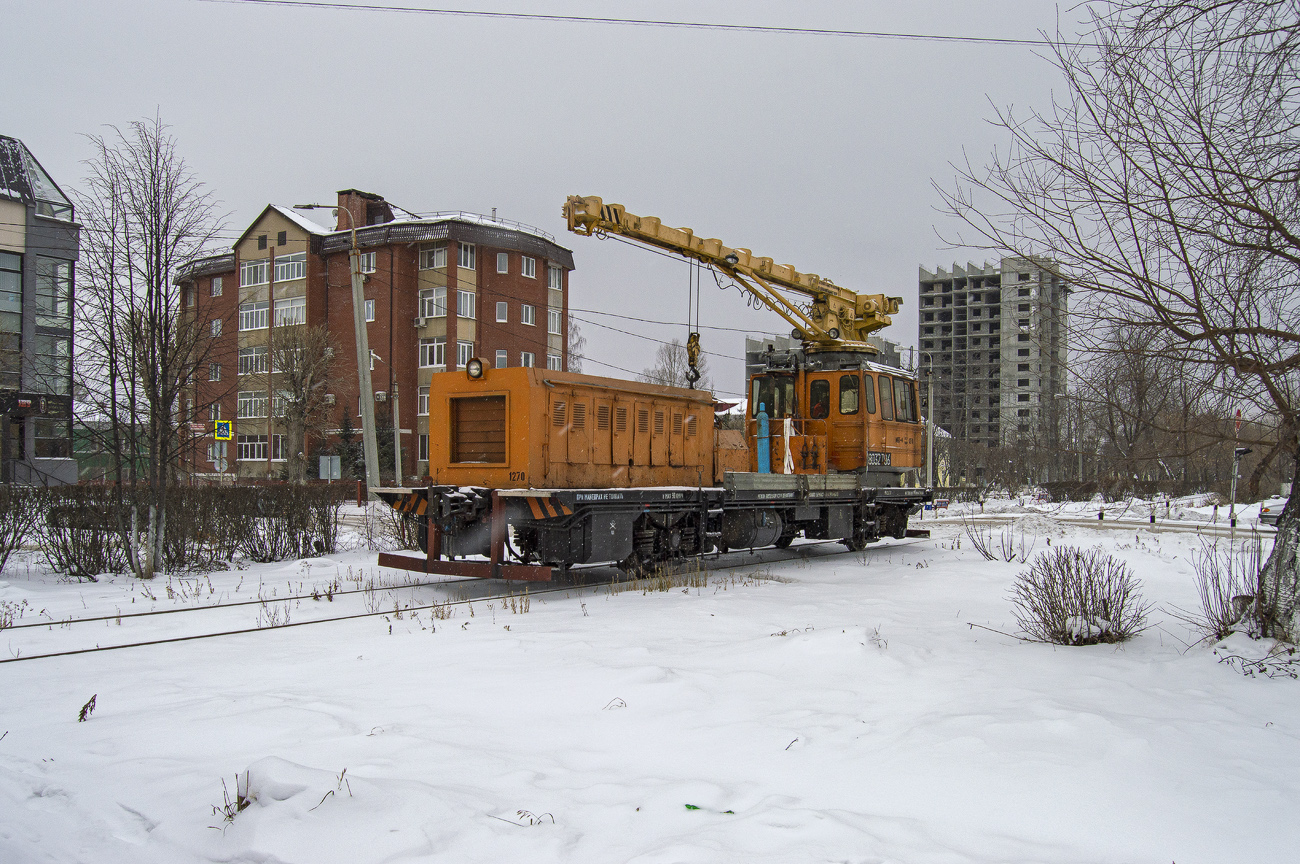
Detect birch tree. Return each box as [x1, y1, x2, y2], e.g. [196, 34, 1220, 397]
[76, 116, 222, 578]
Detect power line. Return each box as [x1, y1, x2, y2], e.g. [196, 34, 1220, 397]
[200, 0, 1061, 47]
[571, 306, 786, 337]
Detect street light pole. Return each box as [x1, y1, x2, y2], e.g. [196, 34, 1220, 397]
[295, 203, 380, 496]
[922, 351, 934, 490]
[1230, 446, 1252, 540]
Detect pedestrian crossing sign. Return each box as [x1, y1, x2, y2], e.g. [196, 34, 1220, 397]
[214, 420, 233, 441]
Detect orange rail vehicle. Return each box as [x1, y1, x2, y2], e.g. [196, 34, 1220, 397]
[377, 200, 931, 581]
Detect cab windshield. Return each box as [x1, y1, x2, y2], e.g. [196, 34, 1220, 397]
[750, 374, 796, 418]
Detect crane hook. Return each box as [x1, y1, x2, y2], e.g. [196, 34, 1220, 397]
[686, 332, 702, 388]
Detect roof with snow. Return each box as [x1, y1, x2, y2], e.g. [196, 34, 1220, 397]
[0, 135, 75, 221]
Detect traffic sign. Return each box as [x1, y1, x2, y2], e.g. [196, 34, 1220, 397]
[214, 420, 233, 441]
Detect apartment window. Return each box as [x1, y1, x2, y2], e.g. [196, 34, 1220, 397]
[237, 434, 268, 461]
[521, 256, 536, 278]
[365, 299, 375, 322]
[547, 265, 562, 290]
[1018, 409, 1031, 418]
[1017, 378, 1030, 387]
[237, 391, 269, 419]
[211, 319, 222, 337]
[209, 403, 221, 422]
[1018, 273, 1030, 282]
[359, 251, 376, 274]
[417, 386, 429, 416]
[30, 333, 71, 396]
[1018, 348, 1030, 356]
[272, 434, 288, 461]
[419, 337, 446, 368]
[240, 259, 269, 287]
[34, 258, 72, 328]
[274, 296, 306, 327]
[211, 276, 223, 297]
[521, 304, 536, 326]
[420, 287, 446, 318]
[521, 351, 535, 368]
[495, 349, 508, 368]
[1018, 318, 1030, 328]
[496, 301, 508, 322]
[458, 242, 475, 271]
[420, 243, 447, 269]
[238, 300, 269, 330]
[457, 340, 474, 367]
[547, 309, 562, 335]
[207, 440, 227, 464]
[1018, 287, 1031, 296]
[496, 252, 509, 274]
[1018, 394, 1030, 402]
[1017, 334, 1030, 342]
[456, 290, 475, 319]
[418, 433, 429, 462]
[272, 390, 293, 418]
[186, 287, 195, 308]
[547, 353, 562, 371]
[273, 252, 306, 282]
[238, 346, 269, 375]
[1018, 363, 1030, 371]
[209, 363, 221, 382]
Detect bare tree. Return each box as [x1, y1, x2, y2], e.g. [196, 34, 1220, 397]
[267, 325, 337, 484]
[566, 318, 586, 373]
[75, 116, 223, 578]
[638, 338, 712, 391]
[940, 1, 1300, 635]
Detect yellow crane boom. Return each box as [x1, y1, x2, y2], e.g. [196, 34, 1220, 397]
[563, 195, 902, 352]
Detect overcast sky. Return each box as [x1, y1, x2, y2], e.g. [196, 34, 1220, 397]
[9, 0, 1083, 397]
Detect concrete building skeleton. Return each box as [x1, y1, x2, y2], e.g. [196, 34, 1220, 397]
[917, 257, 1068, 448]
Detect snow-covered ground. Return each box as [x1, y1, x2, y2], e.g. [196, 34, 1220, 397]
[1, 507, 1296, 863]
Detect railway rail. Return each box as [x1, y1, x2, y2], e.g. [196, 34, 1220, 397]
[0, 537, 922, 666]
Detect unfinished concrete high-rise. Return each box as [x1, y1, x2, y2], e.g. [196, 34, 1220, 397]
[917, 257, 1067, 448]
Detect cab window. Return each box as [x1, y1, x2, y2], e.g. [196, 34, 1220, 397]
[809, 379, 830, 419]
[863, 373, 876, 414]
[838, 374, 859, 415]
[893, 377, 915, 422]
[751, 374, 795, 418]
[878, 374, 894, 420]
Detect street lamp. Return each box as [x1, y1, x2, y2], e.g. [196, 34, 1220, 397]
[1230, 446, 1252, 537]
[294, 203, 381, 496]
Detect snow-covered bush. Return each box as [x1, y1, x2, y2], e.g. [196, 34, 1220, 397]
[1011, 546, 1151, 645]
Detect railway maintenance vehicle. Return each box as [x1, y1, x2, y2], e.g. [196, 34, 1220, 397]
[377, 197, 931, 580]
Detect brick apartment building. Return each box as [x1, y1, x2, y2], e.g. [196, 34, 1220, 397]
[178, 190, 574, 483]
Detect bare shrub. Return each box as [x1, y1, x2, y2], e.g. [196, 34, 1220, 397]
[0, 486, 44, 574]
[998, 528, 1037, 564]
[40, 487, 125, 580]
[961, 516, 996, 561]
[1011, 546, 1151, 645]
[232, 486, 345, 562]
[1167, 537, 1263, 642]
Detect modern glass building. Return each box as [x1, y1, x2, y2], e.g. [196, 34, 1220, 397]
[0, 135, 78, 485]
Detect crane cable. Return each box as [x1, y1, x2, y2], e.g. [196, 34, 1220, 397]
[686, 258, 703, 388]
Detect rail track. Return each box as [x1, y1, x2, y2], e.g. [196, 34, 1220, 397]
[0, 537, 921, 666]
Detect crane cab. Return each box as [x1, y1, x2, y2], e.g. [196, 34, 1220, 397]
[746, 358, 923, 485]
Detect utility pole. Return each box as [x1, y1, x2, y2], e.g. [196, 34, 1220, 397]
[391, 382, 402, 483]
[923, 352, 934, 490]
[294, 203, 380, 496]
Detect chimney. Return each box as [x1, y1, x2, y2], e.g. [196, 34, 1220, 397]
[335, 189, 393, 231]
